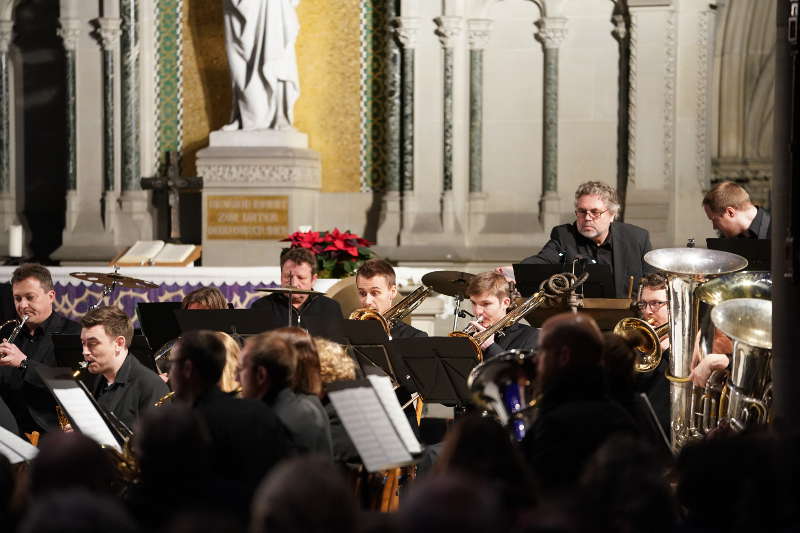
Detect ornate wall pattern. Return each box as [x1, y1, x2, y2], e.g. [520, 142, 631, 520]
[154, 0, 184, 173]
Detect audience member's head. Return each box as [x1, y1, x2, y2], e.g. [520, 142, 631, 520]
[169, 330, 227, 402]
[537, 312, 604, 391]
[272, 327, 322, 397]
[397, 473, 505, 533]
[19, 489, 137, 533]
[601, 332, 639, 399]
[250, 455, 357, 533]
[239, 330, 296, 403]
[214, 331, 241, 394]
[28, 432, 116, 497]
[182, 287, 228, 310]
[315, 337, 357, 385]
[434, 415, 537, 512]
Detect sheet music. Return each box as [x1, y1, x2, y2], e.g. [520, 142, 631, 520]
[50, 386, 121, 453]
[328, 385, 412, 472]
[0, 425, 37, 464]
[367, 375, 423, 454]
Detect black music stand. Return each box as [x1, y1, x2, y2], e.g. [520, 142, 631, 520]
[339, 320, 393, 378]
[174, 309, 279, 337]
[136, 302, 181, 352]
[388, 337, 477, 405]
[513, 263, 615, 298]
[52, 334, 158, 374]
[706, 238, 769, 270]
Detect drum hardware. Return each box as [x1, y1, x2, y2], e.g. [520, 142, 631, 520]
[256, 285, 324, 327]
[420, 271, 474, 331]
[71, 267, 160, 310]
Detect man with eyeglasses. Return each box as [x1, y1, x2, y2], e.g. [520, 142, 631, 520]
[502, 181, 653, 298]
[634, 273, 670, 433]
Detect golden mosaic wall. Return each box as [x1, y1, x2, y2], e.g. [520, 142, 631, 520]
[181, 0, 362, 192]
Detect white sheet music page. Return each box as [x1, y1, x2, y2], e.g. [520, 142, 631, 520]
[51, 386, 122, 453]
[366, 375, 423, 454]
[328, 384, 412, 472]
[0, 425, 38, 463]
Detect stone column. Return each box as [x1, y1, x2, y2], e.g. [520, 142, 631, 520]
[434, 15, 462, 233]
[534, 16, 567, 231]
[0, 16, 16, 247]
[58, 17, 81, 234]
[467, 18, 491, 235]
[395, 16, 420, 237]
[96, 17, 120, 228]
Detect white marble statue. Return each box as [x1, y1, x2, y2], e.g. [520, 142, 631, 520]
[222, 0, 301, 131]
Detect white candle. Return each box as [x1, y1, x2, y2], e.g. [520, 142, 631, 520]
[8, 224, 22, 258]
[298, 225, 312, 233]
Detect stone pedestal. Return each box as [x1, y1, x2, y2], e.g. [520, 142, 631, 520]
[52, 190, 120, 263]
[197, 130, 321, 266]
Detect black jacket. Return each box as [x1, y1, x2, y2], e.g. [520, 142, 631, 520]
[391, 321, 427, 340]
[251, 293, 343, 340]
[0, 311, 81, 433]
[484, 322, 539, 359]
[522, 221, 654, 298]
[90, 352, 170, 431]
[267, 387, 333, 456]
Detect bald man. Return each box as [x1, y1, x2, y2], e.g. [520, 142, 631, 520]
[521, 312, 636, 490]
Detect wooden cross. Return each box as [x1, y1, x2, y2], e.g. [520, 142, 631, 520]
[141, 151, 203, 243]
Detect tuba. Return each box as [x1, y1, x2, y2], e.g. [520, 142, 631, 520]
[467, 348, 538, 441]
[643, 247, 747, 451]
[711, 298, 772, 431]
[450, 272, 587, 363]
[612, 317, 669, 373]
[349, 285, 431, 337]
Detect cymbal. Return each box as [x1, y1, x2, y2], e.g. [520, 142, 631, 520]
[255, 286, 323, 295]
[421, 271, 474, 298]
[70, 271, 160, 289]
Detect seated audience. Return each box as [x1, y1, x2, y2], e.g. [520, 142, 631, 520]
[18, 489, 137, 533]
[250, 456, 358, 533]
[28, 432, 116, 498]
[214, 331, 241, 394]
[315, 337, 360, 467]
[521, 312, 636, 491]
[239, 330, 333, 456]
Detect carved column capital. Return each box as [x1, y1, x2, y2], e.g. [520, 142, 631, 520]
[394, 16, 421, 49]
[58, 18, 81, 52]
[96, 17, 121, 51]
[0, 20, 12, 54]
[433, 15, 463, 48]
[467, 18, 493, 50]
[534, 16, 568, 49]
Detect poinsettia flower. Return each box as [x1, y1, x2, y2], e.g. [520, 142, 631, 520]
[283, 230, 321, 249]
[324, 228, 359, 257]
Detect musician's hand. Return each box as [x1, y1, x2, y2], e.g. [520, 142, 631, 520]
[159, 372, 169, 383]
[689, 353, 729, 388]
[0, 341, 26, 368]
[495, 266, 515, 282]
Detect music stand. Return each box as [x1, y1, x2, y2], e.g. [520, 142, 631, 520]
[513, 263, 615, 298]
[174, 309, 279, 337]
[136, 302, 181, 352]
[388, 337, 477, 405]
[706, 238, 770, 271]
[339, 320, 393, 378]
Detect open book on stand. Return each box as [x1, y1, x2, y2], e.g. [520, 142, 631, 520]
[111, 240, 202, 266]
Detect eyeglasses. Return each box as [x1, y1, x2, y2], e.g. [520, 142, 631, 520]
[636, 300, 668, 311]
[575, 208, 609, 219]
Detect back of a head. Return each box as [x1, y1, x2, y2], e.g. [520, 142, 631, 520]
[250, 455, 357, 533]
[315, 337, 356, 385]
[19, 489, 136, 533]
[541, 313, 604, 370]
[135, 403, 212, 486]
[246, 330, 297, 397]
[273, 327, 322, 396]
[601, 332, 639, 396]
[397, 473, 506, 533]
[178, 330, 227, 387]
[29, 432, 116, 497]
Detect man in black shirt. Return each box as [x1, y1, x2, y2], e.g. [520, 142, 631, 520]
[355, 258, 427, 339]
[0, 264, 80, 434]
[464, 271, 538, 360]
[702, 181, 771, 239]
[80, 306, 169, 430]
[251, 247, 343, 339]
[500, 181, 653, 299]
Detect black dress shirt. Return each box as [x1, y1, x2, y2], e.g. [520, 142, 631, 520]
[484, 322, 539, 360]
[738, 207, 771, 239]
[0, 311, 80, 433]
[251, 293, 344, 340]
[91, 352, 170, 431]
[391, 321, 427, 340]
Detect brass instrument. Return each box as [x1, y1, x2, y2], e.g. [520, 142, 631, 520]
[711, 298, 772, 431]
[643, 247, 747, 451]
[612, 317, 669, 373]
[0, 314, 29, 345]
[349, 285, 432, 337]
[450, 272, 588, 362]
[154, 391, 175, 407]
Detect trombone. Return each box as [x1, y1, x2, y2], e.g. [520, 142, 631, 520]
[349, 285, 432, 338]
[613, 317, 669, 373]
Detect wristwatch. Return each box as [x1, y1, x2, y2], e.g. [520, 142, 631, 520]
[18, 358, 28, 371]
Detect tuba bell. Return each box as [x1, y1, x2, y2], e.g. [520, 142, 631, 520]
[349, 285, 431, 338]
[643, 247, 748, 452]
[612, 317, 669, 373]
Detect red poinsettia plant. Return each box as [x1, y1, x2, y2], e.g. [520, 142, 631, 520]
[282, 228, 375, 278]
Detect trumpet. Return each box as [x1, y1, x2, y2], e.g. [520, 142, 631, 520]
[0, 314, 29, 347]
[349, 285, 432, 337]
[612, 317, 669, 373]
